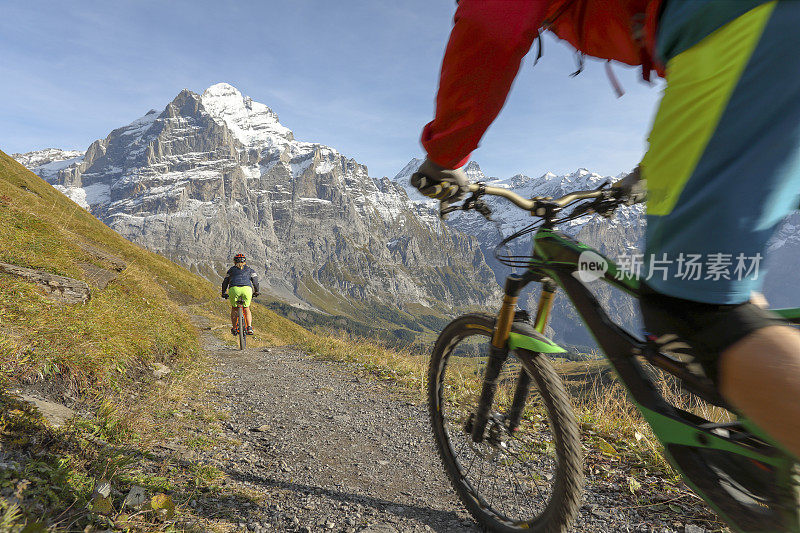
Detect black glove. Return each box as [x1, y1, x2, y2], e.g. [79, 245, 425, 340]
[221, 292, 228, 299]
[612, 166, 647, 205]
[253, 292, 260, 298]
[410, 158, 469, 205]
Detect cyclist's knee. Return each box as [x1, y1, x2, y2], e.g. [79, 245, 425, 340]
[718, 325, 800, 393]
[639, 283, 786, 384]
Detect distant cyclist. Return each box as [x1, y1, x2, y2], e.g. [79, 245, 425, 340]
[221, 253, 260, 336]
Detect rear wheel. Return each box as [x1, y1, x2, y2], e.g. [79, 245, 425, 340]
[237, 306, 246, 350]
[428, 313, 583, 532]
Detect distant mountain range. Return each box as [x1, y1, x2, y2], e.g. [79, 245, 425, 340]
[14, 83, 800, 348]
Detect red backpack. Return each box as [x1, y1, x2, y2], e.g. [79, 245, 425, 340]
[542, 0, 665, 82]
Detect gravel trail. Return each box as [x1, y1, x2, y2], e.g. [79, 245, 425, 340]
[199, 332, 720, 533]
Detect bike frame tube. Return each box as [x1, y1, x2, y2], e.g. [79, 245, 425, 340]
[533, 228, 640, 295]
[772, 307, 800, 324]
[532, 280, 557, 333]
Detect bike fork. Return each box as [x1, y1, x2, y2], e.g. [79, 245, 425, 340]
[506, 280, 557, 432]
[468, 275, 520, 441]
[471, 277, 557, 442]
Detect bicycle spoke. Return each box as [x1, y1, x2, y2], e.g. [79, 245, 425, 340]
[502, 446, 523, 518]
[462, 446, 478, 478]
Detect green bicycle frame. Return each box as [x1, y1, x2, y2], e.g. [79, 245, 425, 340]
[520, 226, 800, 533]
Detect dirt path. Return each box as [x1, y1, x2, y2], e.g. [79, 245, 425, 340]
[196, 331, 721, 533]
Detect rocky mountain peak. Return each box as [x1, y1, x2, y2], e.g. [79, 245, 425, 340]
[10, 149, 85, 176]
[165, 88, 203, 116]
[200, 83, 293, 146]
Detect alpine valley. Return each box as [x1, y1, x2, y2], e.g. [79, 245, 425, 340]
[14, 83, 800, 351]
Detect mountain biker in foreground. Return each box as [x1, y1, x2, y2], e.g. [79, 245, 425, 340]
[412, 0, 800, 459]
[221, 253, 260, 336]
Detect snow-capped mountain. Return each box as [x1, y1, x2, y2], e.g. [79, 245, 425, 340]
[763, 214, 800, 308]
[14, 83, 500, 331]
[12, 148, 84, 175]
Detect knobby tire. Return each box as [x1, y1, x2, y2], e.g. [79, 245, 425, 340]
[238, 306, 246, 350]
[428, 312, 583, 532]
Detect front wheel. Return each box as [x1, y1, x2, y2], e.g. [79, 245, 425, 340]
[428, 313, 583, 532]
[237, 306, 246, 350]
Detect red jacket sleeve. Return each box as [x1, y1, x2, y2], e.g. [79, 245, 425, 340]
[421, 0, 549, 169]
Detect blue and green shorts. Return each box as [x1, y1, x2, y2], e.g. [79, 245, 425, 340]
[641, 0, 800, 304]
[227, 286, 253, 307]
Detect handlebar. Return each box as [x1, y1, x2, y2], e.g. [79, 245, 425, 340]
[465, 183, 608, 212]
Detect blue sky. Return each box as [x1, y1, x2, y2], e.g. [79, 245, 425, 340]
[0, 0, 664, 179]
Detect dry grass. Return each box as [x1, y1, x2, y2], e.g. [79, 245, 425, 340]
[572, 365, 734, 474]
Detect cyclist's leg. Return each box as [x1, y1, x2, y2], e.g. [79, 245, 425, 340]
[640, 1, 800, 457]
[227, 287, 237, 327]
[240, 287, 253, 328]
[721, 326, 800, 457]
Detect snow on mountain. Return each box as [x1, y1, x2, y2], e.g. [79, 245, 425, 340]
[200, 83, 293, 148]
[11, 148, 85, 181]
[11, 148, 88, 206]
[393, 158, 641, 241]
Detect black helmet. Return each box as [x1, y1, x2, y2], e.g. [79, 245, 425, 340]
[234, 253, 246, 263]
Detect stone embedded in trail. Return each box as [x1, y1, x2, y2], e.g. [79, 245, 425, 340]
[92, 480, 111, 499]
[152, 362, 171, 379]
[19, 394, 75, 428]
[123, 485, 148, 509]
[359, 525, 397, 533]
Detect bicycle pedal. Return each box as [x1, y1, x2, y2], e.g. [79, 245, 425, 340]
[702, 449, 776, 501]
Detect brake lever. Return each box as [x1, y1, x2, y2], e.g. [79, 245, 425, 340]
[438, 185, 494, 221]
[593, 190, 622, 218]
[568, 190, 619, 219]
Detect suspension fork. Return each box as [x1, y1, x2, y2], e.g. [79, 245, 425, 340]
[506, 279, 558, 432]
[471, 274, 539, 442]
